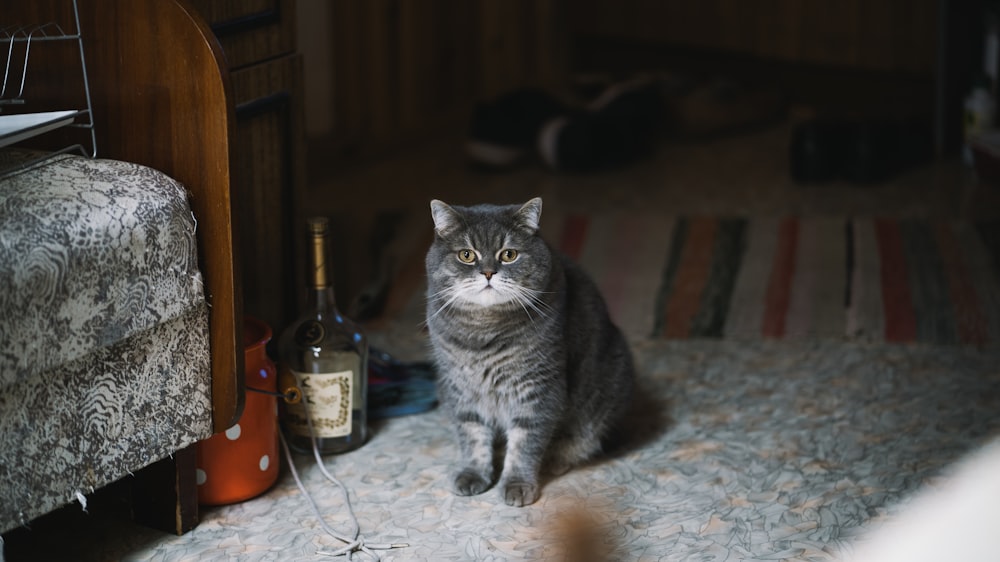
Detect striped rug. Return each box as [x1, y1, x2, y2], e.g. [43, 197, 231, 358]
[541, 213, 1000, 345]
[378, 214, 1000, 346]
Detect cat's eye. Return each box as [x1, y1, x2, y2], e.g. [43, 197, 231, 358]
[499, 249, 519, 263]
[457, 249, 476, 264]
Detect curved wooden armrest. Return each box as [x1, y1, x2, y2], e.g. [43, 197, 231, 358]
[78, 0, 244, 431]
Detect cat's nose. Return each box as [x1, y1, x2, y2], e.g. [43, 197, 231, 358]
[482, 270, 494, 281]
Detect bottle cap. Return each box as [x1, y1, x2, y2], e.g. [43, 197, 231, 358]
[307, 217, 330, 236]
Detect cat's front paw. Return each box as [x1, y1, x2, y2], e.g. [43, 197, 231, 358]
[501, 479, 539, 507]
[453, 468, 492, 496]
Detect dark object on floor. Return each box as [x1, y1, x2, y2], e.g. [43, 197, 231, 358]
[790, 116, 934, 184]
[368, 348, 436, 419]
[466, 79, 665, 174]
[539, 79, 664, 173]
[970, 131, 1000, 186]
[790, 119, 853, 182]
[664, 76, 786, 140]
[466, 88, 569, 169]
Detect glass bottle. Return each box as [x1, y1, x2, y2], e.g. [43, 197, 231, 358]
[278, 217, 368, 454]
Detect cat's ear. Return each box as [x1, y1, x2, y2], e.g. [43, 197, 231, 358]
[516, 197, 543, 234]
[430, 199, 462, 236]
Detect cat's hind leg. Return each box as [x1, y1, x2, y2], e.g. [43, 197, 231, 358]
[546, 422, 604, 476]
[451, 413, 497, 496]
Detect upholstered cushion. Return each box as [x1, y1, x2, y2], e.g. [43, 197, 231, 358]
[0, 153, 213, 532]
[0, 309, 212, 531]
[0, 154, 207, 387]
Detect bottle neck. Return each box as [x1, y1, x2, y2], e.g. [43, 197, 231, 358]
[306, 217, 337, 312]
[307, 285, 338, 312]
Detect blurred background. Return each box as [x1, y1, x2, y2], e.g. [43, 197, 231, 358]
[224, 0, 999, 335]
[297, 0, 945, 162]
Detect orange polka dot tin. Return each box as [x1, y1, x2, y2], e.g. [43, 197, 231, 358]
[196, 316, 280, 505]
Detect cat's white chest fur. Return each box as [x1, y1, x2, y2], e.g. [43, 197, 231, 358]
[463, 280, 506, 307]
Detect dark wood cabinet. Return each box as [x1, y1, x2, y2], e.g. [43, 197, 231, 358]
[191, 0, 305, 334]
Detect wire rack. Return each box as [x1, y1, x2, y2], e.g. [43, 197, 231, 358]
[0, 0, 96, 177]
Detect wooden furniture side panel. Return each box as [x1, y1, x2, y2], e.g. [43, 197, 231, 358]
[570, 0, 937, 75]
[130, 445, 200, 534]
[189, 0, 303, 335]
[79, 0, 244, 435]
[230, 54, 304, 333]
[190, 0, 296, 69]
[319, 0, 567, 158]
[475, 0, 567, 99]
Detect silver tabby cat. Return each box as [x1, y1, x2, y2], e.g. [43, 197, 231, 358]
[425, 197, 635, 506]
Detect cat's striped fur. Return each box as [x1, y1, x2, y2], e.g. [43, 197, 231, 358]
[425, 197, 635, 506]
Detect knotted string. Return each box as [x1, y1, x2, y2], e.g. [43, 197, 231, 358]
[279, 372, 408, 561]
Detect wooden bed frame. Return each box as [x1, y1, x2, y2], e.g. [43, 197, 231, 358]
[5, 0, 243, 533]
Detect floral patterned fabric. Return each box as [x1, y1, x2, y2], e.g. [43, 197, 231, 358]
[0, 153, 212, 533]
[0, 154, 206, 385]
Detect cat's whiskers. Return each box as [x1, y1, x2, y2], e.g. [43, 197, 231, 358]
[427, 270, 555, 325]
[498, 281, 555, 323]
[507, 287, 536, 323]
[423, 279, 478, 325]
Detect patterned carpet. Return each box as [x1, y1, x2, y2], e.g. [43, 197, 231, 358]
[8, 338, 998, 561]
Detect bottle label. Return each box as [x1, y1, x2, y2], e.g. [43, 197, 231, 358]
[284, 368, 354, 438]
